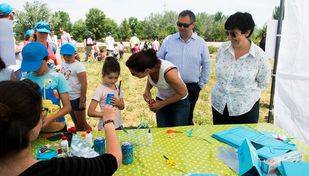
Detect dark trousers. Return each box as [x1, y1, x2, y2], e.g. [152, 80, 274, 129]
[156, 98, 190, 127]
[185, 83, 201, 125]
[212, 100, 260, 125]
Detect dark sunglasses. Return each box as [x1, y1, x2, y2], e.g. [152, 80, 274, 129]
[225, 31, 239, 38]
[177, 22, 192, 28]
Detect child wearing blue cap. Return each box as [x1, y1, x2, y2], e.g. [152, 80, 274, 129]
[34, 21, 58, 69]
[0, 3, 14, 20]
[21, 42, 71, 132]
[60, 43, 91, 131]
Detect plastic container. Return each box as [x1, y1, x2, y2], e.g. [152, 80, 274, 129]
[121, 142, 134, 164]
[60, 136, 69, 155]
[85, 130, 93, 146]
[93, 137, 105, 155]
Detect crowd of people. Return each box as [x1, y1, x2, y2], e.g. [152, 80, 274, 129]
[0, 2, 271, 175]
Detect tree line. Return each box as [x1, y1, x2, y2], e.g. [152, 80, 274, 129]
[14, 1, 276, 43]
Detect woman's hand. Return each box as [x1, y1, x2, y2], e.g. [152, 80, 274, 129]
[149, 100, 164, 112]
[103, 105, 117, 121]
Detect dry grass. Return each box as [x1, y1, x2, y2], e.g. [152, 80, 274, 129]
[65, 53, 272, 128]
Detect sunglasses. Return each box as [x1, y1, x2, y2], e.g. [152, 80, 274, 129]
[177, 22, 192, 28]
[225, 31, 239, 38]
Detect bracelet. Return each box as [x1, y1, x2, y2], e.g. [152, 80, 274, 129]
[103, 120, 115, 127]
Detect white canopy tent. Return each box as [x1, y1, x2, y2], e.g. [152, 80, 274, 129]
[274, 0, 309, 144]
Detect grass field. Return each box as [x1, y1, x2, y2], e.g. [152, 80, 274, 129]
[66, 53, 271, 129]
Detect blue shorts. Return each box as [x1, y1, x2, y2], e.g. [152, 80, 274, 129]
[70, 98, 85, 111]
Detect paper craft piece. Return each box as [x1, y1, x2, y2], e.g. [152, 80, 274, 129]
[212, 126, 296, 159]
[261, 150, 302, 175]
[0, 19, 16, 65]
[217, 146, 239, 173]
[278, 161, 309, 176]
[238, 139, 263, 176]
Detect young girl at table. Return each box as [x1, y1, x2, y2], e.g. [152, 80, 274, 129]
[87, 57, 125, 130]
[0, 80, 121, 176]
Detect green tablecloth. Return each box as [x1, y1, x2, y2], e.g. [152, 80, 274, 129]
[33, 123, 309, 176]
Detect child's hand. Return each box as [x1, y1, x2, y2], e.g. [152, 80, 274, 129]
[111, 97, 121, 108]
[79, 96, 86, 109]
[103, 105, 117, 121]
[143, 90, 152, 103]
[42, 116, 53, 128]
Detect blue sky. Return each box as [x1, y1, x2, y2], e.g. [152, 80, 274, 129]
[5, 0, 279, 27]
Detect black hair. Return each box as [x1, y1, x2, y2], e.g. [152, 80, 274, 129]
[24, 35, 31, 41]
[102, 57, 120, 76]
[225, 12, 255, 38]
[0, 57, 6, 71]
[126, 49, 160, 73]
[0, 80, 42, 158]
[178, 10, 196, 23]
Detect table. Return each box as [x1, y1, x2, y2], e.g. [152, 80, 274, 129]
[33, 123, 309, 176]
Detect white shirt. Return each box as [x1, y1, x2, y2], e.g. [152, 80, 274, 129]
[60, 32, 71, 45]
[211, 41, 271, 116]
[148, 60, 187, 100]
[61, 61, 86, 100]
[105, 36, 115, 51]
[0, 67, 13, 81]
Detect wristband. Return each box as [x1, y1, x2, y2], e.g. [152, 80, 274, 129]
[103, 120, 115, 127]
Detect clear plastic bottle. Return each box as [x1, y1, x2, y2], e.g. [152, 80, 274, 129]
[85, 130, 93, 146]
[147, 128, 152, 146]
[60, 136, 69, 156]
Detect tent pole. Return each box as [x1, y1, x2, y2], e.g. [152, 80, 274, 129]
[268, 0, 285, 123]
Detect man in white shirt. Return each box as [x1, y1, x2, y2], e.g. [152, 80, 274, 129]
[105, 32, 115, 56]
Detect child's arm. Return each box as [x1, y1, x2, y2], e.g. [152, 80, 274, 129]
[87, 99, 104, 118]
[77, 71, 87, 109]
[112, 97, 125, 110]
[43, 93, 71, 127]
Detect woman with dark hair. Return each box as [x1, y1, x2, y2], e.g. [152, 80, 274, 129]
[0, 57, 15, 81]
[0, 80, 121, 176]
[211, 12, 271, 124]
[126, 49, 190, 127]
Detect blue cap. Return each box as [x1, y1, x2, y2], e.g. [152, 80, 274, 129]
[60, 43, 77, 56]
[21, 42, 48, 72]
[24, 29, 34, 37]
[34, 21, 51, 33]
[0, 3, 13, 16]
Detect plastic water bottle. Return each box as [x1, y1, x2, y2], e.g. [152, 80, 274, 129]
[85, 130, 93, 146]
[147, 128, 152, 146]
[60, 136, 69, 155]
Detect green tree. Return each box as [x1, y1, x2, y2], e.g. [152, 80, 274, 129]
[50, 11, 72, 36]
[273, 6, 280, 20]
[71, 19, 87, 42]
[14, 0, 50, 40]
[85, 8, 106, 40]
[128, 17, 139, 35]
[103, 18, 118, 39]
[118, 19, 132, 40]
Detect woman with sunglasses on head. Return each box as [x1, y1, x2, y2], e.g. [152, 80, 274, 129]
[126, 49, 190, 127]
[211, 12, 271, 124]
[0, 80, 121, 176]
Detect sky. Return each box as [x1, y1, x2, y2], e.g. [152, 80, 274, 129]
[5, 0, 279, 27]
